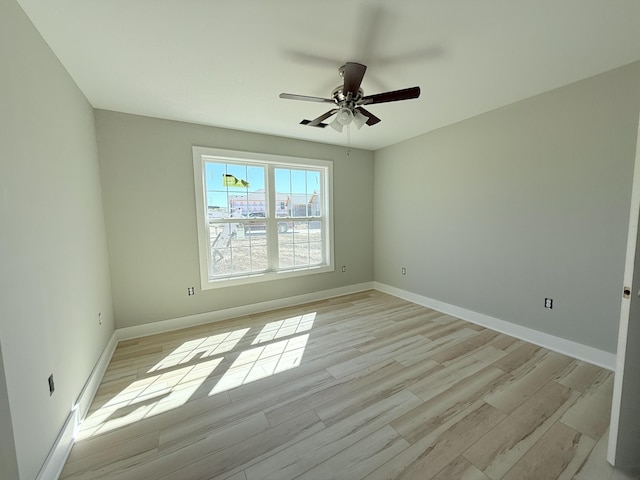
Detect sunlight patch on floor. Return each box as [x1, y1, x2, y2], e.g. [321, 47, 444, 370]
[76, 315, 315, 441]
[78, 357, 222, 440]
[149, 328, 250, 372]
[211, 334, 309, 395]
[251, 313, 316, 345]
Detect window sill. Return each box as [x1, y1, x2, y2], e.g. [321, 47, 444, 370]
[202, 264, 335, 290]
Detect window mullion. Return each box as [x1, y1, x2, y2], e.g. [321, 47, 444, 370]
[266, 165, 279, 271]
[313, 170, 324, 267]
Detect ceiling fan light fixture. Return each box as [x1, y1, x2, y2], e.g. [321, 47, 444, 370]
[336, 107, 354, 126]
[353, 110, 368, 130]
[329, 117, 344, 132]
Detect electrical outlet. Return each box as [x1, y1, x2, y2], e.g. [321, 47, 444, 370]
[544, 298, 553, 309]
[402, 267, 406, 275]
[341, 266, 347, 273]
[98, 312, 103, 325]
[48, 374, 55, 396]
[187, 287, 195, 296]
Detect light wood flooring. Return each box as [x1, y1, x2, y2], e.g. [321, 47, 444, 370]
[60, 290, 636, 480]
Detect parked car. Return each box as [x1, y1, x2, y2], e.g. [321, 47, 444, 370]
[245, 212, 291, 233]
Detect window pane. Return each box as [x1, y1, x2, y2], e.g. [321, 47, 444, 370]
[277, 220, 323, 269]
[292, 221, 310, 268]
[291, 170, 306, 195]
[205, 161, 270, 278]
[275, 167, 322, 218]
[231, 247, 251, 274]
[250, 244, 268, 271]
[309, 242, 323, 264]
[206, 162, 265, 218]
[294, 220, 309, 237]
[278, 227, 294, 270]
[210, 222, 238, 276]
[309, 191, 321, 217]
[211, 238, 232, 276]
[295, 244, 310, 267]
[211, 224, 270, 277]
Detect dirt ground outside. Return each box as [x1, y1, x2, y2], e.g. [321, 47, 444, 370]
[209, 223, 323, 276]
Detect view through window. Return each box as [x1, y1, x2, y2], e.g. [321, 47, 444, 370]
[193, 148, 333, 287]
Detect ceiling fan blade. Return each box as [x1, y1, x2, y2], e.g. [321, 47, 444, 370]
[301, 109, 338, 128]
[342, 62, 367, 99]
[279, 93, 335, 104]
[355, 107, 381, 126]
[360, 86, 420, 105]
[300, 120, 327, 128]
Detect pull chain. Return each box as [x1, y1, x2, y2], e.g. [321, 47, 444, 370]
[346, 125, 351, 157]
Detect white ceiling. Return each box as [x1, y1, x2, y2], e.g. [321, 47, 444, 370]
[16, 0, 640, 151]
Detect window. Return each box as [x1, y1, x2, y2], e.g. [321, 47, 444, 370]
[193, 147, 334, 288]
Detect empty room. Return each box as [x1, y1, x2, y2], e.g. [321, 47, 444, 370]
[2, 1, 640, 479]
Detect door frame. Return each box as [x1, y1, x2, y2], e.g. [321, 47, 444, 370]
[608, 114, 640, 465]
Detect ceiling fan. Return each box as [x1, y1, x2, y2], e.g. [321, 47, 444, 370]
[279, 62, 420, 132]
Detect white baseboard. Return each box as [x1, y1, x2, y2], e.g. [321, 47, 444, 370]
[374, 282, 616, 371]
[36, 331, 118, 480]
[117, 282, 375, 341]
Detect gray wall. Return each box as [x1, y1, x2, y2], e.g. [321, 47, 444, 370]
[95, 110, 374, 329]
[0, 0, 114, 478]
[0, 342, 19, 480]
[374, 61, 640, 354]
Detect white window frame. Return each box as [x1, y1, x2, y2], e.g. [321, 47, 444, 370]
[193, 146, 334, 289]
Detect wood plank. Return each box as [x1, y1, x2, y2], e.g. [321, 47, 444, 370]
[243, 389, 422, 480]
[295, 425, 410, 480]
[160, 410, 324, 480]
[488, 334, 520, 352]
[95, 412, 271, 480]
[392, 327, 479, 367]
[429, 329, 501, 364]
[560, 371, 614, 439]
[572, 427, 616, 480]
[325, 335, 428, 379]
[314, 358, 440, 426]
[500, 422, 587, 480]
[464, 380, 579, 479]
[407, 347, 507, 403]
[431, 456, 491, 480]
[60, 431, 158, 478]
[483, 351, 574, 414]
[393, 366, 508, 444]
[264, 359, 407, 427]
[395, 403, 505, 479]
[491, 342, 543, 373]
[68, 388, 231, 461]
[556, 433, 597, 480]
[221, 473, 247, 480]
[555, 360, 608, 393]
[366, 401, 505, 480]
[158, 368, 333, 448]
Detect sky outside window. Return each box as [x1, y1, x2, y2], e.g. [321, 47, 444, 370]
[205, 162, 265, 209]
[206, 162, 321, 213]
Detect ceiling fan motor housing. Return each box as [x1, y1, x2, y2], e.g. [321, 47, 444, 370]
[332, 86, 364, 104]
